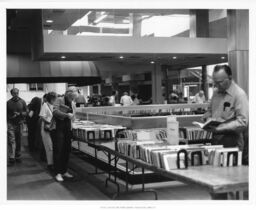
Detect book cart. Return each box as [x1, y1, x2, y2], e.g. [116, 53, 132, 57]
[71, 104, 248, 200]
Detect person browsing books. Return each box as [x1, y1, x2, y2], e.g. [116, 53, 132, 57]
[202, 65, 248, 151]
[51, 86, 78, 182]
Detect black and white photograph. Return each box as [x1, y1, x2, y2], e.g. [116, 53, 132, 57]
[0, 0, 255, 209]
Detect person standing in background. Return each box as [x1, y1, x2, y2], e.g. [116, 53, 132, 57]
[7, 88, 28, 166]
[131, 94, 140, 105]
[194, 90, 206, 104]
[75, 89, 86, 107]
[39, 92, 57, 172]
[120, 92, 133, 106]
[52, 87, 78, 182]
[109, 90, 117, 106]
[27, 94, 47, 152]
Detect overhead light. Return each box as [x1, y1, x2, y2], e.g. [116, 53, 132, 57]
[119, 56, 124, 59]
[46, 19, 54, 23]
[61, 56, 66, 59]
[172, 56, 177, 59]
[97, 22, 132, 29]
[221, 56, 226, 60]
[150, 61, 155, 64]
[94, 13, 108, 24]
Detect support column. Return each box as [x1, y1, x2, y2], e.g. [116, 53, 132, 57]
[162, 65, 170, 103]
[189, 10, 209, 38]
[132, 14, 141, 37]
[152, 64, 163, 104]
[201, 65, 208, 100]
[227, 10, 249, 94]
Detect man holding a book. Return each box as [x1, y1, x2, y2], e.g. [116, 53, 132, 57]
[202, 65, 249, 153]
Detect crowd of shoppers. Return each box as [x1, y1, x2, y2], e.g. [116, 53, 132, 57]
[7, 86, 79, 182]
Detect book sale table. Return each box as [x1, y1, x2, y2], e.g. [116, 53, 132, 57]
[72, 138, 248, 200]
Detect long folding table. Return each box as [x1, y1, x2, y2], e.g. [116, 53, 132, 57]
[72, 139, 248, 200]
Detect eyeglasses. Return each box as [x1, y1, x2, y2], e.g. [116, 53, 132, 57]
[213, 78, 229, 86]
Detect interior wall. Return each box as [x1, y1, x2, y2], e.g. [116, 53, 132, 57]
[7, 54, 100, 78]
[7, 54, 155, 80]
[43, 35, 227, 55]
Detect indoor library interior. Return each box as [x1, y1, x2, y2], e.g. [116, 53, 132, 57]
[6, 8, 249, 201]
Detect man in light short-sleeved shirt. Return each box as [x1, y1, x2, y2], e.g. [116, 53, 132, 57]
[203, 65, 248, 151]
[120, 92, 133, 106]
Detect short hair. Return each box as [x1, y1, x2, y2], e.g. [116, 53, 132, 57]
[10, 88, 19, 95]
[213, 64, 232, 77]
[65, 86, 78, 95]
[112, 90, 116, 95]
[46, 92, 57, 102]
[43, 93, 48, 99]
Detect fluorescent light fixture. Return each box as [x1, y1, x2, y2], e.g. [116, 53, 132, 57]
[46, 19, 53, 23]
[61, 56, 66, 59]
[97, 22, 132, 29]
[119, 56, 124, 59]
[94, 14, 108, 24]
[221, 56, 226, 59]
[76, 32, 132, 36]
[150, 61, 155, 64]
[172, 56, 177, 59]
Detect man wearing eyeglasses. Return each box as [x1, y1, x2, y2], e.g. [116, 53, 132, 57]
[203, 65, 249, 152]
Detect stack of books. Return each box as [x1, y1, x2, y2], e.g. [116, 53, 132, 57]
[138, 144, 207, 169]
[117, 129, 168, 142]
[179, 126, 212, 141]
[72, 120, 126, 141]
[208, 147, 242, 167]
[117, 140, 158, 159]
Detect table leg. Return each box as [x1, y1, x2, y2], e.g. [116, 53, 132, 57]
[94, 148, 98, 174]
[211, 191, 246, 200]
[125, 160, 129, 192]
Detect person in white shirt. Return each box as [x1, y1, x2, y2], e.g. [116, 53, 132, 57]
[131, 94, 140, 105]
[120, 92, 133, 106]
[194, 90, 206, 104]
[39, 92, 57, 171]
[109, 90, 117, 106]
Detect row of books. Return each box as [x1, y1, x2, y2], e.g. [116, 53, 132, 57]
[119, 108, 206, 117]
[72, 120, 126, 141]
[208, 147, 242, 167]
[116, 127, 212, 143]
[117, 140, 164, 159]
[117, 129, 167, 141]
[117, 141, 242, 170]
[179, 127, 212, 141]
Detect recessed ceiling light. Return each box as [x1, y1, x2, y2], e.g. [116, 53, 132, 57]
[119, 56, 124, 59]
[172, 56, 177, 59]
[46, 19, 54, 23]
[221, 56, 226, 59]
[61, 56, 66, 59]
[150, 61, 155, 64]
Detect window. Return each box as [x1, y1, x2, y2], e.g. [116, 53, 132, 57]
[29, 83, 44, 91]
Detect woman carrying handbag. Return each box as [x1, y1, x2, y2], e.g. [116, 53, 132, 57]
[39, 92, 57, 172]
